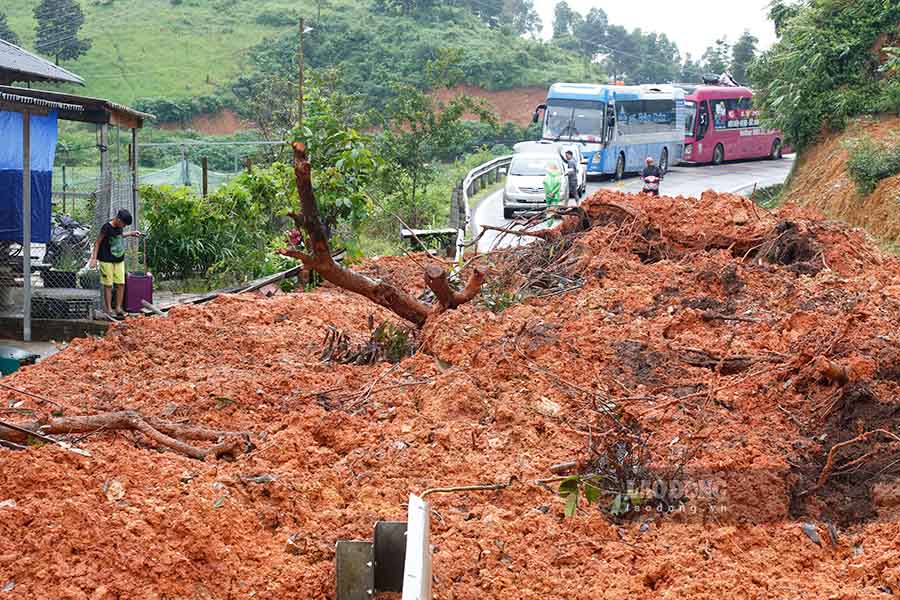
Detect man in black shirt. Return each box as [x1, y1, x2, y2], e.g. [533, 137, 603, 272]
[564, 150, 579, 201]
[89, 209, 142, 319]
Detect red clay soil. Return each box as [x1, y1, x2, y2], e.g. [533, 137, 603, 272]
[783, 115, 900, 247]
[430, 85, 547, 126]
[3, 190, 900, 598]
[158, 109, 251, 136]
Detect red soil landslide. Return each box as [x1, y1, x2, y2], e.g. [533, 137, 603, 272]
[3, 190, 900, 598]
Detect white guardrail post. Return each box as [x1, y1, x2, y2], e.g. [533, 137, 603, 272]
[455, 155, 513, 263]
[401, 494, 433, 600]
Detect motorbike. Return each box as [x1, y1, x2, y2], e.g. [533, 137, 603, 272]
[43, 214, 91, 268]
[642, 175, 661, 196]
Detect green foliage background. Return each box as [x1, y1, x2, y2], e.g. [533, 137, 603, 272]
[751, 0, 900, 150]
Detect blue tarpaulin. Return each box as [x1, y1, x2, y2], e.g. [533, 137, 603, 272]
[0, 110, 58, 243]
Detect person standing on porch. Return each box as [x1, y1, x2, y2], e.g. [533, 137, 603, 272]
[88, 209, 141, 320]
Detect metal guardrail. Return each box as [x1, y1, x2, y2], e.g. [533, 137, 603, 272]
[451, 155, 512, 261]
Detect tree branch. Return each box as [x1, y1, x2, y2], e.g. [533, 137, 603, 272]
[281, 141, 486, 327]
[0, 411, 251, 461]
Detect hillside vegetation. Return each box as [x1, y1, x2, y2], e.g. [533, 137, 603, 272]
[751, 0, 900, 150]
[781, 115, 900, 249]
[2, 0, 598, 108]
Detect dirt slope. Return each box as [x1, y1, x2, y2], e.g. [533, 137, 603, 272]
[2, 191, 900, 599]
[783, 115, 900, 247]
[158, 109, 251, 136]
[430, 85, 546, 126]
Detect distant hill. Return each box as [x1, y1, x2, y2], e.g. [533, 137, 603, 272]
[3, 0, 600, 116]
[4, 0, 306, 104]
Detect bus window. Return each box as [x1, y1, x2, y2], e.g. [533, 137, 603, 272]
[684, 101, 696, 136]
[697, 100, 709, 141]
[544, 105, 572, 139]
[571, 105, 605, 142]
[605, 103, 615, 142]
[542, 99, 605, 141]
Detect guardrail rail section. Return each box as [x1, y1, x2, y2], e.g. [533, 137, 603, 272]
[451, 155, 512, 261]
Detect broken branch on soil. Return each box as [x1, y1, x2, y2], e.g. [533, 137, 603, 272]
[0, 411, 251, 461]
[421, 476, 516, 499]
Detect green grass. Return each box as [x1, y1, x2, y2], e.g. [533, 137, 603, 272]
[4, 0, 307, 104]
[750, 183, 785, 209]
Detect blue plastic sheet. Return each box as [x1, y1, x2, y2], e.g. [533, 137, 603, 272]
[0, 110, 59, 243]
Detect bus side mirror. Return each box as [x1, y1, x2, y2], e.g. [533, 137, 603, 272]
[532, 104, 546, 124]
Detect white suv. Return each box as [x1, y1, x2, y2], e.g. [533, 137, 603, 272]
[502, 153, 570, 219]
[512, 140, 586, 199]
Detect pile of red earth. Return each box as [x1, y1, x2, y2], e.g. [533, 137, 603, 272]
[3, 189, 900, 598]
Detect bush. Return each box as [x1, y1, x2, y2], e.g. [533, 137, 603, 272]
[142, 162, 297, 282]
[256, 9, 298, 27]
[751, 0, 900, 150]
[845, 137, 900, 194]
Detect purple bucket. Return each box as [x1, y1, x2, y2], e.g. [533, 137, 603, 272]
[125, 272, 153, 313]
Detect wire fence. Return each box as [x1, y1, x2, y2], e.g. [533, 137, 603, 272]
[1, 164, 143, 323]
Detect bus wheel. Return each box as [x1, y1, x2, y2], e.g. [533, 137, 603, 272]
[712, 144, 725, 165]
[770, 139, 782, 160]
[659, 148, 669, 174]
[615, 154, 625, 180]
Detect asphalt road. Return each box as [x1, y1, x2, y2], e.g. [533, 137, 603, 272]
[473, 155, 795, 252]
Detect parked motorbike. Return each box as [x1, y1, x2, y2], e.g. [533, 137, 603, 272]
[44, 214, 91, 268]
[642, 175, 661, 196]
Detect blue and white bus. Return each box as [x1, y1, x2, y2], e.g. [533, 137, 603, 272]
[533, 83, 686, 179]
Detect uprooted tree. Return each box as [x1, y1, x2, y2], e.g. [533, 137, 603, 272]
[279, 142, 486, 327]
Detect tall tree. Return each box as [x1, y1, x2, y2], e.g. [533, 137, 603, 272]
[552, 1, 577, 39]
[34, 0, 92, 64]
[680, 53, 704, 82]
[378, 85, 493, 227]
[0, 11, 20, 45]
[768, 0, 801, 37]
[603, 24, 640, 82]
[701, 38, 730, 74]
[504, 0, 542, 37]
[573, 8, 608, 58]
[730, 30, 758, 83]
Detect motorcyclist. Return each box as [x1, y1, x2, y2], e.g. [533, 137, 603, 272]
[641, 156, 663, 196]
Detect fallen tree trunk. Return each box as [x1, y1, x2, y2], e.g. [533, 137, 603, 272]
[0, 411, 250, 461]
[280, 142, 485, 327]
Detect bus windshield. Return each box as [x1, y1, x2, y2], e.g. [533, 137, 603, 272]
[684, 101, 696, 136]
[543, 99, 605, 142]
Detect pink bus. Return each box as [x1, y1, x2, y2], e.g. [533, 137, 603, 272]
[681, 85, 784, 165]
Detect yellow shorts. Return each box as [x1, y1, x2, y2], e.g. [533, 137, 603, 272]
[99, 261, 126, 286]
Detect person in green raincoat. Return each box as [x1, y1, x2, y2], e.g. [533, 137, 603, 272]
[544, 163, 562, 208]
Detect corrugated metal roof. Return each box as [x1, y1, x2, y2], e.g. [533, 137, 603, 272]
[0, 39, 84, 86]
[0, 89, 84, 113]
[0, 86, 153, 126]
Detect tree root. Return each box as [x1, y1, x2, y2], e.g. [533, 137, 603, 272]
[815, 429, 900, 491]
[0, 411, 252, 461]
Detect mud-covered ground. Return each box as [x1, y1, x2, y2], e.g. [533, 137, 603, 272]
[2, 190, 900, 599]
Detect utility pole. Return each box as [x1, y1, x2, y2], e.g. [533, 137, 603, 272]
[298, 16, 305, 129]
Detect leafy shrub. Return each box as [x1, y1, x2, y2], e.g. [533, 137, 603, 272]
[750, 183, 784, 209]
[142, 163, 296, 282]
[751, 0, 900, 150]
[134, 95, 230, 125]
[256, 9, 297, 27]
[845, 137, 900, 195]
